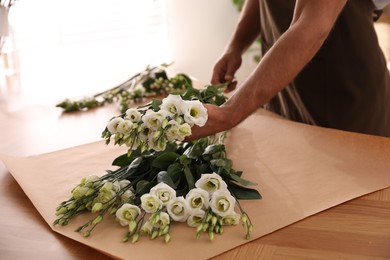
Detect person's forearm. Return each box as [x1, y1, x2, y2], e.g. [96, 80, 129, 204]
[224, 0, 347, 126]
[225, 0, 261, 55]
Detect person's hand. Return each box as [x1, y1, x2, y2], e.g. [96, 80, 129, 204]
[186, 103, 234, 141]
[211, 51, 242, 92]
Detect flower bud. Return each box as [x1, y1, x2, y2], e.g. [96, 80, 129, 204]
[248, 224, 253, 234]
[196, 224, 203, 233]
[132, 233, 140, 243]
[56, 207, 68, 216]
[92, 215, 103, 225]
[202, 223, 209, 232]
[211, 216, 218, 226]
[208, 230, 214, 241]
[206, 213, 212, 222]
[151, 230, 159, 239]
[241, 214, 248, 225]
[66, 202, 76, 210]
[164, 234, 171, 243]
[129, 220, 137, 233]
[91, 203, 103, 213]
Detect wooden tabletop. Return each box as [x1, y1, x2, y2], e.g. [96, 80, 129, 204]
[0, 92, 389, 260]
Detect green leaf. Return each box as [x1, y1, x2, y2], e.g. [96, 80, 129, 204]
[127, 157, 143, 170]
[152, 152, 180, 170]
[183, 142, 204, 159]
[227, 182, 262, 200]
[135, 180, 156, 195]
[203, 144, 225, 156]
[181, 86, 200, 100]
[228, 173, 257, 187]
[167, 163, 184, 185]
[183, 166, 195, 190]
[154, 71, 168, 80]
[112, 153, 133, 167]
[157, 171, 177, 189]
[150, 99, 162, 111]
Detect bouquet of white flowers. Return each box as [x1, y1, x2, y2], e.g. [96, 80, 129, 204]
[54, 83, 261, 243]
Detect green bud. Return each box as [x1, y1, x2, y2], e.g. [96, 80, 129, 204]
[92, 215, 103, 225]
[132, 233, 140, 243]
[206, 213, 212, 222]
[241, 214, 248, 225]
[153, 130, 162, 139]
[162, 119, 168, 128]
[202, 223, 209, 232]
[152, 214, 160, 224]
[122, 235, 129, 243]
[110, 207, 117, 215]
[151, 230, 159, 240]
[214, 225, 220, 234]
[66, 202, 76, 210]
[162, 225, 169, 235]
[83, 230, 91, 237]
[129, 220, 137, 233]
[196, 224, 203, 233]
[56, 207, 68, 216]
[164, 234, 171, 243]
[208, 230, 214, 241]
[211, 216, 218, 226]
[91, 203, 103, 213]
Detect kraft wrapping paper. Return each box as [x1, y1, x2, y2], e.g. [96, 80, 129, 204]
[1, 111, 390, 260]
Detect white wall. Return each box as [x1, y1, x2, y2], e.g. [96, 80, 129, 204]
[165, 0, 258, 85]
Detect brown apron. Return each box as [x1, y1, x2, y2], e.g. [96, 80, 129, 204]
[259, 0, 390, 137]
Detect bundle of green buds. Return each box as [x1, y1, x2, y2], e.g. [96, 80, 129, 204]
[56, 63, 193, 113]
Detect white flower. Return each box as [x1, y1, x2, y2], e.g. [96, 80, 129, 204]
[118, 179, 131, 189]
[107, 117, 124, 134]
[140, 194, 163, 213]
[116, 119, 133, 134]
[195, 173, 228, 196]
[166, 196, 190, 222]
[177, 123, 192, 141]
[140, 221, 154, 235]
[94, 186, 116, 204]
[125, 108, 142, 122]
[153, 212, 170, 229]
[165, 120, 180, 142]
[150, 182, 176, 206]
[160, 94, 185, 117]
[185, 188, 209, 210]
[115, 203, 141, 226]
[120, 189, 134, 204]
[112, 181, 121, 193]
[147, 135, 167, 152]
[210, 190, 236, 217]
[133, 84, 146, 95]
[100, 181, 114, 193]
[142, 110, 168, 130]
[72, 186, 90, 199]
[187, 208, 206, 227]
[80, 175, 101, 188]
[138, 124, 151, 142]
[221, 211, 240, 225]
[182, 100, 208, 127]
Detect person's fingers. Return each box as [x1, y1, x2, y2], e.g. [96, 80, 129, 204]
[211, 64, 226, 84]
[224, 74, 234, 82]
[225, 80, 237, 93]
